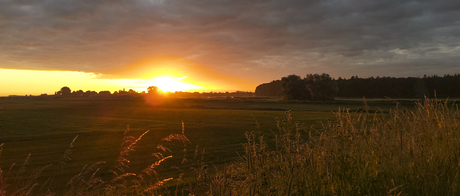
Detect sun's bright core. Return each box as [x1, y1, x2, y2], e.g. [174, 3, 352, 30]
[145, 75, 202, 92]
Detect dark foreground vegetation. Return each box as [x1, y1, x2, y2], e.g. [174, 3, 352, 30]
[1, 97, 459, 195]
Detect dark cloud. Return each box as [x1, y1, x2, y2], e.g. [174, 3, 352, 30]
[1, 0, 459, 85]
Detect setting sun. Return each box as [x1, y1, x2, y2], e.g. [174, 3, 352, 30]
[143, 75, 203, 92]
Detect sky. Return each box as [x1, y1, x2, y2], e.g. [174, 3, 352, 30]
[1, 0, 460, 95]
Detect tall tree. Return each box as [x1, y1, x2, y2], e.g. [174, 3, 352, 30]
[147, 86, 164, 97]
[413, 79, 429, 99]
[60, 86, 71, 96]
[255, 80, 283, 97]
[304, 73, 338, 101]
[147, 86, 159, 94]
[281, 75, 308, 100]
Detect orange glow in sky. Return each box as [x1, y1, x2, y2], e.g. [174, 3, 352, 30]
[0, 68, 227, 96]
[0, 57, 258, 96]
[0, 68, 138, 96]
[142, 75, 203, 92]
[104, 56, 258, 93]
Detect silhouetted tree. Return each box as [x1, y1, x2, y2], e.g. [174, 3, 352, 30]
[74, 90, 84, 97]
[85, 90, 98, 97]
[258, 73, 460, 100]
[118, 89, 129, 96]
[281, 75, 308, 100]
[147, 86, 159, 94]
[60, 86, 71, 96]
[99, 91, 111, 96]
[335, 74, 460, 98]
[128, 89, 138, 95]
[413, 79, 429, 99]
[304, 73, 338, 101]
[255, 80, 283, 97]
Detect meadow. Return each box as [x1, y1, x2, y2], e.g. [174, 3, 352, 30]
[1, 96, 457, 195]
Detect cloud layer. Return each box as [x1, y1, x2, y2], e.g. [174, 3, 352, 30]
[1, 0, 460, 87]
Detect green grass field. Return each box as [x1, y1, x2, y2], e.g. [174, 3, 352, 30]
[0, 97, 423, 194]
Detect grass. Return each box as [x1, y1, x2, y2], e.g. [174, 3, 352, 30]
[3, 97, 458, 195]
[204, 98, 460, 195]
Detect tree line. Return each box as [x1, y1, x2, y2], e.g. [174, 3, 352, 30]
[55, 86, 138, 97]
[255, 73, 338, 101]
[50, 86, 254, 99]
[255, 74, 460, 100]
